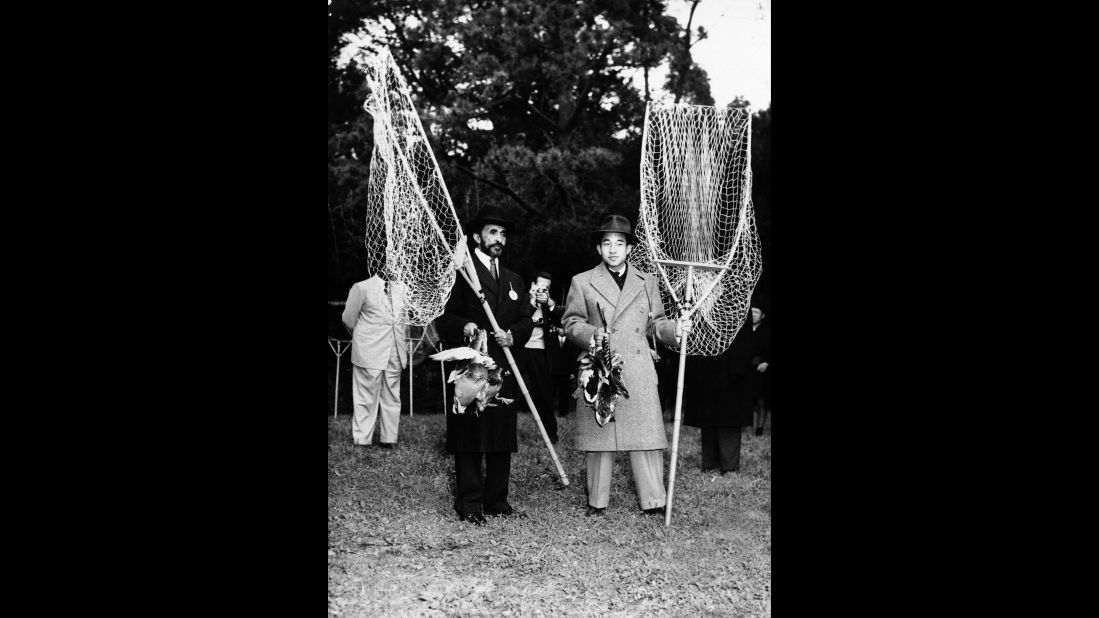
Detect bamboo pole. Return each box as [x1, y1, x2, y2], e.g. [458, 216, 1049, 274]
[665, 265, 694, 526]
[440, 357, 447, 413]
[456, 258, 570, 486]
[368, 52, 568, 486]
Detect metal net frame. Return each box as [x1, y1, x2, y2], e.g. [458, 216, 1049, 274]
[630, 103, 762, 356]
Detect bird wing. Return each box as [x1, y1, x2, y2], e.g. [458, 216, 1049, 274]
[430, 346, 495, 368]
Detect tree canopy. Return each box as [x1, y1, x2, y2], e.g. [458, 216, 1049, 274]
[328, 0, 770, 303]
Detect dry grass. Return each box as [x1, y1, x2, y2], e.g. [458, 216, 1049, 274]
[328, 411, 771, 617]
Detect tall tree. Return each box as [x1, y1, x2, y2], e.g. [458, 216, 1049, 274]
[328, 0, 717, 296]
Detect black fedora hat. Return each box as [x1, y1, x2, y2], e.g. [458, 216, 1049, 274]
[750, 294, 769, 315]
[467, 206, 515, 235]
[591, 214, 638, 245]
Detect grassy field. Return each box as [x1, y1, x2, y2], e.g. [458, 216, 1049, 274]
[328, 411, 771, 617]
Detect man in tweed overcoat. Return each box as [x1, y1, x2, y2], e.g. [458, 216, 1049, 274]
[561, 215, 691, 516]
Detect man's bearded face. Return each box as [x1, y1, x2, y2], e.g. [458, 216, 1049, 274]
[475, 224, 507, 257]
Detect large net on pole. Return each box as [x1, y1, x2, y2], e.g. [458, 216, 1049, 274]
[629, 103, 762, 356]
[362, 47, 464, 326]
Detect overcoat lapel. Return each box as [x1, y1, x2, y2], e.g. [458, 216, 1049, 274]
[588, 263, 621, 327]
[610, 268, 644, 331]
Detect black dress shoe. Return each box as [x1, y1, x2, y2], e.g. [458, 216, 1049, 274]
[642, 506, 666, 516]
[586, 506, 607, 517]
[487, 508, 528, 519]
[722, 468, 739, 475]
[459, 512, 487, 525]
[379, 442, 396, 449]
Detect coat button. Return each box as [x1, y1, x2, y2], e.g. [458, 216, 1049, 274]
[635, 328, 640, 333]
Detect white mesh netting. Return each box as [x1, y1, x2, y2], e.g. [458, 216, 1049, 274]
[629, 103, 762, 356]
[363, 47, 464, 326]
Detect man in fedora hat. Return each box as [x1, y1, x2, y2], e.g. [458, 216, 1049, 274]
[437, 205, 535, 525]
[748, 297, 771, 437]
[561, 214, 692, 517]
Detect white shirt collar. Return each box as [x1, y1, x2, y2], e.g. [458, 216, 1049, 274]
[474, 247, 495, 271]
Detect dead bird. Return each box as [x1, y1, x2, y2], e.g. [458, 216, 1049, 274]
[429, 328, 513, 415]
[575, 303, 630, 427]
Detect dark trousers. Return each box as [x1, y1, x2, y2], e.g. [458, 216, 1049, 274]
[453, 452, 512, 516]
[519, 349, 557, 441]
[553, 372, 574, 417]
[700, 426, 742, 472]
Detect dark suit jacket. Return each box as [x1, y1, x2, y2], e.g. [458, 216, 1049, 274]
[683, 318, 756, 428]
[749, 322, 771, 399]
[437, 254, 534, 453]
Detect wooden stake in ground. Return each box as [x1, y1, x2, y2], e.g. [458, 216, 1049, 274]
[328, 337, 351, 418]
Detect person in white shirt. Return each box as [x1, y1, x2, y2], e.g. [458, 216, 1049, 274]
[517, 271, 564, 444]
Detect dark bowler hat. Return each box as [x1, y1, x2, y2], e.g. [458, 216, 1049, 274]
[467, 205, 515, 235]
[750, 294, 770, 314]
[591, 214, 638, 245]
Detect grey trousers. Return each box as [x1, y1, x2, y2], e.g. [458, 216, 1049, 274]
[586, 450, 666, 510]
[351, 351, 402, 445]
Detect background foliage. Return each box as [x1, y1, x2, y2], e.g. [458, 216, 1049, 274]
[328, 0, 771, 306]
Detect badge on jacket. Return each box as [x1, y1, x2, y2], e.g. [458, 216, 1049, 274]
[508, 282, 518, 301]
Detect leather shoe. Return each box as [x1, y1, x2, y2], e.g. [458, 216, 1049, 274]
[586, 505, 607, 517]
[459, 512, 487, 525]
[379, 442, 396, 449]
[754, 428, 763, 436]
[487, 508, 528, 519]
[642, 506, 665, 516]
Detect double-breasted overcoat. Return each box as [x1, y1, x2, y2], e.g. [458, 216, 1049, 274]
[562, 262, 678, 451]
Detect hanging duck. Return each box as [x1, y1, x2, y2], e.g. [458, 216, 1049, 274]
[429, 328, 513, 415]
[575, 303, 630, 427]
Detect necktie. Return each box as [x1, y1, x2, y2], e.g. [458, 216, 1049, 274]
[491, 258, 499, 282]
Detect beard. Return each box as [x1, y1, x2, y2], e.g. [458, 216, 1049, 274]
[479, 241, 504, 257]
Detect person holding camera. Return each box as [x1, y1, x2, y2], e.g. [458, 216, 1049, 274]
[517, 271, 564, 445]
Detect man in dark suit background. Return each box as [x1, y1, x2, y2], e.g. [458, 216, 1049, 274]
[683, 312, 757, 474]
[437, 206, 534, 525]
[749, 298, 772, 436]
